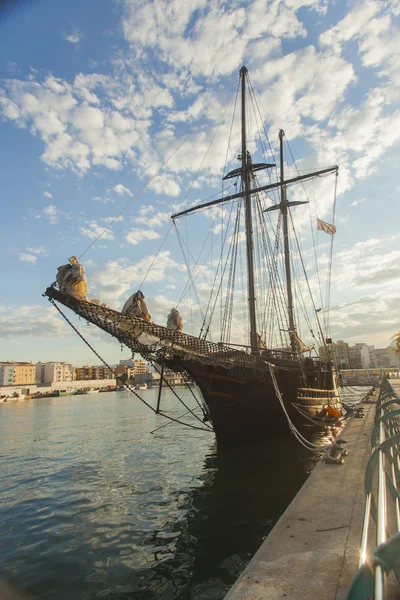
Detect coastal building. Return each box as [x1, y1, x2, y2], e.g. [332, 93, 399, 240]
[114, 361, 147, 383]
[114, 365, 130, 383]
[119, 358, 134, 368]
[133, 360, 147, 374]
[319, 340, 350, 369]
[75, 365, 114, 380]
[374, 347, 400, 368]
[163, 369, 185, 386]
[348, 343, 371, 369]
[35, 362, 74, 384]
[0, 362, 36, 385]
[319, 340, 400, 370]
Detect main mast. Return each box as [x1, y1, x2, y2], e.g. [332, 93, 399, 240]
[240, 66, 258, 351]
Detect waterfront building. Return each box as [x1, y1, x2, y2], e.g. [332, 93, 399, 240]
[35, 362, 74, 384]
[75, 365, 114, 380]
[374, 347, 400, 368]
[319, 340, 400, 370]
[0, 362, 36, 385]
[133, 360, 146, 374]
[319, 340, 350, 369]
[114, 365, 129, 383]
[163, 369, 185, 386]
[119, 358, 134, 368]
[348, 343, 371, 369]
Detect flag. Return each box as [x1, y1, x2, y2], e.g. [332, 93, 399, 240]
[317, 218, 336, 235]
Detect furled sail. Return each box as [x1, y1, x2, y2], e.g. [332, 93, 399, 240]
[45, 286, 270, 380]
[289, 330, 313, 354]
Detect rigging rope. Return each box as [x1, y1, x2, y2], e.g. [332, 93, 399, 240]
[173, 221, 205, 322]
[221, 201, 241, 344]
[285, 138, 329, 341]
[288, 211, 325, 348]
[325, 172, 338, 337]
[139, 87, 236, 290]
[77, 87, 231, 264]
[47, 297, 213, 433]
[150, 359, 212, 429]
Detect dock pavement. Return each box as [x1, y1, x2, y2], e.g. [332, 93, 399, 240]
[226, 388, 386, 600]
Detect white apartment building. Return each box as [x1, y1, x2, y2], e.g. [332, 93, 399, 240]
[35, 362, 74, 384]
[374, 347, 400, 368]
[132, 360, 147, 375]
[0, 362, 36, 385]
[348, 343, 371, 369]
[0, 363, 16, 386]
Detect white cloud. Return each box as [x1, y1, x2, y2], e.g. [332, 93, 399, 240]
[89, 250, 185, 305]
[26, 246, 46, 254]
[135, 211, 170, 228]
[329, 294, 400, 344]
[80, 221, 115, 240]
[102, 215, 124, 224]
[19, 253, 37, 264]
[350, 198, 366, 207]
[44, 191, 53, 198]
[64, 29, 82, 44]
[0, 72, 159, 175]
[0, 305, 69, 339]
[93, 196, 113, 204]
[326, 237, 400, 293]
[319, 2, 379, 51]
[126, 228, 160, 245]
[121, 0, 312, 79]
[43, 205, 59, 224]
[148, 174, 180, 197]
[114, 183, 132, 196]
[138, 204, 155, 216]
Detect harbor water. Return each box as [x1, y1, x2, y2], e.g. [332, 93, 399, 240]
[0, 387, 366, 599]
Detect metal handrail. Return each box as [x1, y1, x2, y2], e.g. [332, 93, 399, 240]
[346, 378, 400, 599]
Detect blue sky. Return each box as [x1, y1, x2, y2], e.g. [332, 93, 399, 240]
[1, 0, 400, 366]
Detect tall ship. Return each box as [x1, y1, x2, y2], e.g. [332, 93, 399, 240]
[46, 66, 340, 444]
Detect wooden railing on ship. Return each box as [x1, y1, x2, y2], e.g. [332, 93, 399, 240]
[297, 388, 338, 399]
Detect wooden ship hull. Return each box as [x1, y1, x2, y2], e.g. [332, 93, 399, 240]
[44, 287, 341, 444]
[170, 357, 340, 443]
[168, 358, 302, 443]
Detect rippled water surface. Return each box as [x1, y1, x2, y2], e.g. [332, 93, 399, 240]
[0, 387, 366, 599]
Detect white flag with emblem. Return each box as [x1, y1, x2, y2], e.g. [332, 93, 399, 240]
[317, 218, 336, 235]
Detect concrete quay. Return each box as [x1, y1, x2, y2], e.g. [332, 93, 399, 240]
[0, 378, 117, 398]
[226, 394, 379, 600]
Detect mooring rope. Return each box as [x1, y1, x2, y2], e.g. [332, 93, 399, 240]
[291, 401, 345, 427]
[268, 363, 337, 453]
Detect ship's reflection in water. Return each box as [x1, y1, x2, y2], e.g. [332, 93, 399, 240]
[136, 435, 320, 600]
[0, 388, 364, 600]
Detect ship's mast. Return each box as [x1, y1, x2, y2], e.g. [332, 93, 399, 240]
[240, 66, 258, 352]
[171, 68, 338, 351]
[279, 129, 296, 351]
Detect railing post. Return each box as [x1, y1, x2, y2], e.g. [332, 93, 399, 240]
[375, 418, 386, 599]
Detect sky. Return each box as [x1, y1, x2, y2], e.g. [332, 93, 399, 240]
[0, 0, 400, 366]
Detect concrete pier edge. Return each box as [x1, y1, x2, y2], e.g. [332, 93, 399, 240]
[225, 399, 376, 600]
